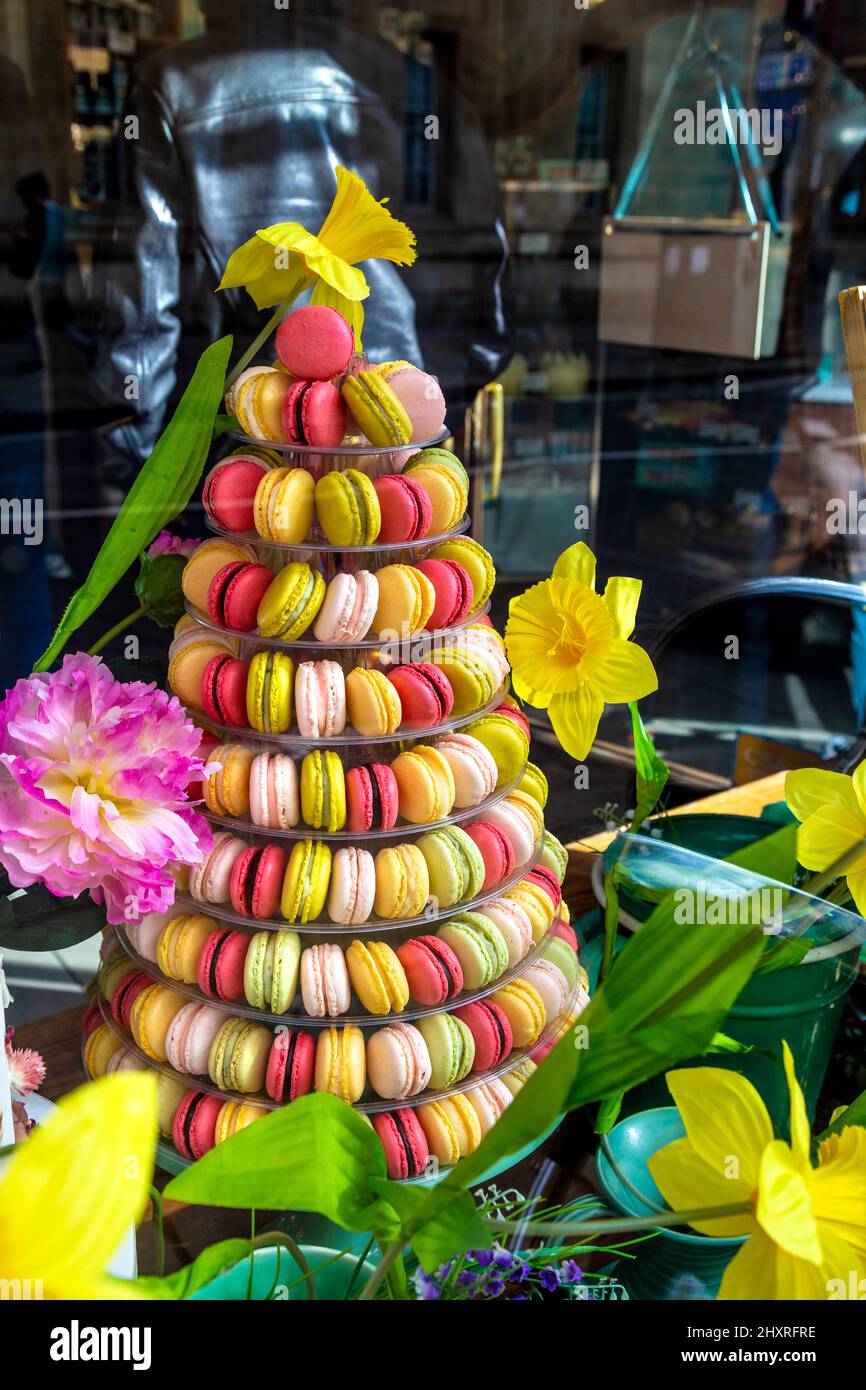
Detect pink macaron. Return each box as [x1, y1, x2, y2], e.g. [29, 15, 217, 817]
[527, 865, 562, 907]
[469, 1078, 513, 1136]
[111, 970, 151, 1030]
[434, 733, 497, 807]
[189, 831, 246, 903]
[229, 843, 286, 920]
[275, 305, 354, 380]
[455, 1000, 513, 1071]
[295, 660, 347, 738]
[326, 846, 376, 925]
[386, 663, 454, 731]
[197, 927, 249, 1001]
[414, 558, 473, 630]
[201, 654, 250, 727]
[482, 801, 537, 866]
[266, 1028, 316, 1102]
[249, 753, 300, 829]
[281, 379, 347, 447]
[300, 943, 351, 1018]
[373, 474, 433, 543]
[465, 821, 515, 891]
[313, 571, 379, 644]
[165, 1002, 224, 1075]
[173, 1090, 223, 1159]
[202, 455, 270, 533]
[345, 763, 399, 833]
[522, 960, 570, 1023]
[494, 702, 531, 741]
[126, 913, 169, 964]
[206, 561, 273, 632]
[555, 920, 578, 951]
[396, 935, 463, 1006]
[367, 1022, 432, 1100]
[373, 1107, 430, 1179]
[479, 898, 533, 967]
[382, 365, 446, 443]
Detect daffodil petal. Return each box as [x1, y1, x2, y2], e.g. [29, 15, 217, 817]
[786, 768, 861, 823]
[255, 223, 369, 303]
[310, 278, 365, 350]
[782, 1041, 811, 1173]
[648, 1137, 756, 1236]
[552, 542, 597, 589]
[317, 166, 417, 268]
[218, 234, 275, 291]
[594, 639, 658, 703]
[718, 1229, 825, 1300]
[664, 1066, 773, 1192]
[755, 1139, 822, 1264]
[602, 575, 643, 639]
[0, 1074, 156, 1290]
[812, 1127, 866, 1260]
[796, 804, 866, 874]
[844, 866, 866, 916]
[548, 686, 603, 760]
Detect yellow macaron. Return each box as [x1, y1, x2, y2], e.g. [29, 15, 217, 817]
[254, 466, 315, 543]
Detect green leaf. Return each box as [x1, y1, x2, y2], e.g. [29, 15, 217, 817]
[628, 702, 669, 831]
[704, 1031, 755, 1055]
[214, 413, 237, 437]
[726, 822, 798, 886]
[594, 1093, 624, 1134]
[402, 905, 765, 1269]
[134, 553, 186, 627]
[601, 864, 621, 981]
[35, 336, 232, 671]
[164, 1093, 387, 1231]
[135, 1238, 252, 1300]
[369, 1178, 488, 1270]
[753, 937, 811, 975]
[0, 878, 105, 951]
[814, 1088, 866, 1143]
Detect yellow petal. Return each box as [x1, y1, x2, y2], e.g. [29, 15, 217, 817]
[0, 1074, 156, 1293]
[552, 542, 597, 589]
[782, 1041, 811, 1173]
[594, 639, 658, 703]
[844, 866, 866, 916]
[218, 234, 275, 291]
[310, 278, 365, 350]
[648, 1136, 756, 1236]
[755, 1139, 822, 1264]
[505, 580, 613, 705]
[718, 1229, 826, 1300]
[602, 575, 643, 639]
[257, 223, 369, 302]
[812, 1127, 866, 1259]
[852, 758, 866, 815]
[665, 1066, 773, 1192]
[548, 686, 603, 760]
[786, 768, 861, 823]
[317, 166, 417, 268]
[796, 804, 866, 874]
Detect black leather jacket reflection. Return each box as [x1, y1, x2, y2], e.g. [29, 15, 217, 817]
[92, 16, 510, 485]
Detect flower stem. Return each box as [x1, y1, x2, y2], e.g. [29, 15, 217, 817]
[147, 1185, 165, 1279]
[358, 1237, 404, 1301]
[224, 282, 307, 391]
[86, 604, 148, 657]
[487, 1201, 752, 1239]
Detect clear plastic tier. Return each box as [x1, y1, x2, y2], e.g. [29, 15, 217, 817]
[203, 512, 470, 558]
[183, 596, 492, 653]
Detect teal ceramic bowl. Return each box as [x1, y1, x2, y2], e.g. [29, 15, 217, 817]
[596, 1107, 745, 1299]
[190, 1244, 376, 1301]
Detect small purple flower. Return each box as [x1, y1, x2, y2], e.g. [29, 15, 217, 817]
[511, 1261, 531, 1282]
[457, 1270, 478, 1288]
[413, 1268, 441, 1299]
[474, 1249, 496, 1267]
[436, 1261, 454, 1281]
[484, 1279, 506, 1298]
[560, 1260, 583, 1284]
[493, 1246, 513, 1269]
[539, 1267, 561, 1291]
[147, 530, 200, 559]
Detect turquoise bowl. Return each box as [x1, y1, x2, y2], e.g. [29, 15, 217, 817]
[596, 1107, 745, 1300]
[190, 1244, 375, 1301]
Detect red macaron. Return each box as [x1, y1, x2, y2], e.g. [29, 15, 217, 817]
[266, 1029, 315, 1102]
[203, 456, 268, 533]
[373, 474, 433, 543]
[206, 561, 273, 632]
[201, 654, 250, 726]
[83, 999, 103, 1037]
[494, 701, 531, 741]
[527, 864, 562, 907]
[386, 663, 454, 731]
[555, 920, 578, 951]
[111, 970, 151, 1030]
[396, 935, 464, 1006]
[173, 1090, 223, 1160]
[465, 822, 515, 892]
[197, 928, 249, 1001]
[373, 1107, 430, 1180]
[187, 730, 221, 803]
[281, 379, 347, 447]
[414, 558, 473, 630]
[229, 844, 286, 920]
[275, 304, 355, 380]
[456, 1000, 513, 1071]
[345, 762, 399, 833]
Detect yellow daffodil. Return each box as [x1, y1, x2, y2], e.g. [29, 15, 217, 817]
[0, 1073, 157, 1299]
[786, 765, 866, 913]
[649, 1042, 866, 1300]
[219, 166, 416, 345]
[503, 542, 657, 760]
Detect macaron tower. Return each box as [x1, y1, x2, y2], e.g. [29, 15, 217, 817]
[86, 300, 587, 1181]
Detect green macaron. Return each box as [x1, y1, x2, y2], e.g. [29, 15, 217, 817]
[417, 1011, 475, 1088]
[418, 826, 485, 908]
[437, 912, 509, 989]
[541, 935, 579, 990]
[540, 830, 569, 886]
[404, 446, 470, 490]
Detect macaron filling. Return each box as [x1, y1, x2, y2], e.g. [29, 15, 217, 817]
[393, 1111, 418, 1175]
[276, 572, 317, 637]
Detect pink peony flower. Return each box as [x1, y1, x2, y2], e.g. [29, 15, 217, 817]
[146, 530, 200, 560]
[0, 654, 212, 924]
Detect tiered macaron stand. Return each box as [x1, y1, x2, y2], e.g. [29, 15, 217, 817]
[86, 430, 577, 1183]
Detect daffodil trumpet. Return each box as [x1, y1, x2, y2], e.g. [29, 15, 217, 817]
[220, 166, 417, 389]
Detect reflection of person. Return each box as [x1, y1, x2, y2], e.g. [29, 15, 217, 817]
[93, 0, 509, 488]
